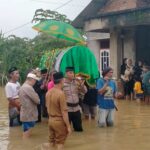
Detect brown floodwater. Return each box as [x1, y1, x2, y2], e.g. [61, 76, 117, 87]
[1, 86, 150, 150]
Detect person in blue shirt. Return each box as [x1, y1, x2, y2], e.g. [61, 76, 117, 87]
[96, 67, 119, 127]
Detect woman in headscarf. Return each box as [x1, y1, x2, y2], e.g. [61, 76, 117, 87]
[124, 59, 134, 100]
[120, 58, 127, 76]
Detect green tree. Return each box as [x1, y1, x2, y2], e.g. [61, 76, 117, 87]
[0, 33, 74, 85]
[32, 9, 72, 24]
[0, 35, 34, 84]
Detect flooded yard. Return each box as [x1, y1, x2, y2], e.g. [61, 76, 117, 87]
[1, 86, 150, 150]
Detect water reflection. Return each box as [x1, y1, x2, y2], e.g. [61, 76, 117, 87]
[1, 87, 150, 150]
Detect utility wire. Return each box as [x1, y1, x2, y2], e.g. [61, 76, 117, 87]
[4, 22, 31, 35]
[3, 0, 74, 35]
[31, 0, 85, 7]
[30, 0, 65, 5]
[53, 0, 74, 11]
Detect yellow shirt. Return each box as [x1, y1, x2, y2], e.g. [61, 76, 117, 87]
[134, 81, 143, 94]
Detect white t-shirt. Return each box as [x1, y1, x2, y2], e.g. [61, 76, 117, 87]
[5, 82, 20, 100]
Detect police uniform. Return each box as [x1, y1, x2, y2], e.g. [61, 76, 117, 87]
[63, 67, 87, 132]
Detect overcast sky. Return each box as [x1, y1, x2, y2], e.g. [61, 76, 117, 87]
[0, 0, 91, 38]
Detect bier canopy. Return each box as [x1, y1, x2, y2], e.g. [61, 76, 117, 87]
[39, 45, 100, 86]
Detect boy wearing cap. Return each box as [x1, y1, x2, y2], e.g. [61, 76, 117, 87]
[5, 67, 21, 127]
[96, 67, 118, 127]
[63, 67, 87, 132]
[46, 72, 71, 150]
[19, 73, 40, 138]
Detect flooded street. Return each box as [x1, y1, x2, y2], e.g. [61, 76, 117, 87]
[1, 86, 150, 150]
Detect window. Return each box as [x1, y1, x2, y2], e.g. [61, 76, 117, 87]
[100, 49, 110, 72]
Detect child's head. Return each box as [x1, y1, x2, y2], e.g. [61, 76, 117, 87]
[134, 75, 141, 82]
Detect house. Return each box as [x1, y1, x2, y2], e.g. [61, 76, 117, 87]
[73, 0, 150, 78]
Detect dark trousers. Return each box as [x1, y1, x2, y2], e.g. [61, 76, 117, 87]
[42, 102, 48, 118]
[40, 94, 48, 118]
[68, 111, 83, 132]
[37, 104, 42, 122]
[9, 115, 21, 127]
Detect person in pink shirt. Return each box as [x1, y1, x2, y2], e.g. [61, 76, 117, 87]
[47, 70, 57, 90]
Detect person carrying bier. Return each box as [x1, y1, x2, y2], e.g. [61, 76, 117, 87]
[63, 67, 87, 132]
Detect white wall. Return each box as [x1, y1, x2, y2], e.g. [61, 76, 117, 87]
[86, 32, 110, 41]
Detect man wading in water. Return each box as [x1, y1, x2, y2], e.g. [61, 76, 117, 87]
[19, 73, 40, 138]
[5, 67, 21, 127]
[46, 72, 71, 150]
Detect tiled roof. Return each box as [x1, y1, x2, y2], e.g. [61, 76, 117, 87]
[99, 0, 150, 14]
[72, 0, 150, 28]
[137, 0, 150, 7]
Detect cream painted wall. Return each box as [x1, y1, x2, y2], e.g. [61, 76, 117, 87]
[123, 30, 136, 64]
[87, 40, 100, 70]
[86, 29, 136, 79]
[86, 32, 110, 72]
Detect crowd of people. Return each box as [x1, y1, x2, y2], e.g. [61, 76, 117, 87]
[120, 58, 150, 104]
[4, 58, 150, 149]
[4, 65, 124, 149]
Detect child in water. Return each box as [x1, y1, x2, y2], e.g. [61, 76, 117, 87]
[134, 76, 143, 102]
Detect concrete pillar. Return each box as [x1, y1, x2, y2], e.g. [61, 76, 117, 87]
[110, 29, 122, 79]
